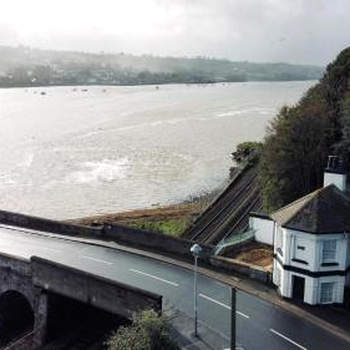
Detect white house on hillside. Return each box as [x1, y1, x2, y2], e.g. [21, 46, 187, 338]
[249, 157, 350, 305]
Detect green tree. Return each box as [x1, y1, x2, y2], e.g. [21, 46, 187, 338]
[258, 47, 350, 212]
[231, 141, 263, 164]
[259, 98, 330, 212]
[106, 309, 179, 350]
[335, 94, 350, 164]
[230, 141, 262, 178]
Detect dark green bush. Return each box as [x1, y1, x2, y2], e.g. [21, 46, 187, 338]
[106, 309, 179, 350]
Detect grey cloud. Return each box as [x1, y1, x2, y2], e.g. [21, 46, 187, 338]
[1, 0, 350, 65]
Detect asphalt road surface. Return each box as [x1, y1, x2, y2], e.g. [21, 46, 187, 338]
[0, 225, 348, 350]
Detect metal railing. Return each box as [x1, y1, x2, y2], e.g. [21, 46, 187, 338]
[214, 229, 255, 256]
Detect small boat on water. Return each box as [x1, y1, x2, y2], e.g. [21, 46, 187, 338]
[40, 91, 46, 95]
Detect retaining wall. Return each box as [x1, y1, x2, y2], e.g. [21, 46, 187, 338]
[0, 210, 101, 237]
[0, 209, 270, 284]
[103, 223, 214, 260]
[103, 223, 270, 283]
[210, 256, 271, 283]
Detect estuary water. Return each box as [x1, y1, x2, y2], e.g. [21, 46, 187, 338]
[0, 81, 315, 219]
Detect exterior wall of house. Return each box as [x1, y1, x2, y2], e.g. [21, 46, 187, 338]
[273, 226, 286, 260]
[249, 214, 274, 246]
[346, 237, 350, 287]
[323, 171, 347, 191]
[285, 229, 348, 271]
[275, 267, 345, 304]
[273, 227, 349, 304]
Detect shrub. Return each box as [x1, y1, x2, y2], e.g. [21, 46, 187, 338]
[106, 309, 179, 350]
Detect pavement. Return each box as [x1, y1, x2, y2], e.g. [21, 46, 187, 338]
[167, 307, 231, 350]
[0, 224, 349, 350]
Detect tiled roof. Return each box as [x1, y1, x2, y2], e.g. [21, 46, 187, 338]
[271, 184, 350, 234]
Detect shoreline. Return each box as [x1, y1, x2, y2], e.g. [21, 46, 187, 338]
[68, 188, 222, 235]
[0, 79, 317, 90]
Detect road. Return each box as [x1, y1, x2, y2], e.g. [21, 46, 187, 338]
[0, 225, 348, 350]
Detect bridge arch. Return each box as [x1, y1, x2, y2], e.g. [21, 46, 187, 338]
[0, 290, 35, 346]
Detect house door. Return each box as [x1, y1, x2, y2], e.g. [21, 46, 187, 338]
[292, 275, 305, 301]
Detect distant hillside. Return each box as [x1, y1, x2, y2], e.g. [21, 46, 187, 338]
[0, 45, 323, 87]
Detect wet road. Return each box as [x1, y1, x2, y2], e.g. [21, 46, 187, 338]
[0, 225, 348, 350]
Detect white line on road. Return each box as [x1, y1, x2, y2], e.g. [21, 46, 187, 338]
[41, 247, 61, 253]
[129, 268, 179, 287]
[81, 255, 113, 265]
[199, 293, 250, 319]
[270, 328, 307, 350]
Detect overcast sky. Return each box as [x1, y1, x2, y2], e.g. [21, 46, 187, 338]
[0, 0, 349, 65]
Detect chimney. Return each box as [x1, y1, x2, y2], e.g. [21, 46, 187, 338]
[324, 155, 347, 191]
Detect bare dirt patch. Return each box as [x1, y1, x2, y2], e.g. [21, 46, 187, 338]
[226, 241, 273, 271]
[67, 202, 206, 227]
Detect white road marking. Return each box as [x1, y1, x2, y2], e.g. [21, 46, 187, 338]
[41, 247, 61, 253]
[236, 310, 250, 319]
[270, 328, 307, 350]
[81, 255, 113, 265]
[129, 268, 179, 287]
[199, 293, 250, 319]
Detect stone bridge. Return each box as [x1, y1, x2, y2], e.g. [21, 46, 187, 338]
[0, 253, 162, 349]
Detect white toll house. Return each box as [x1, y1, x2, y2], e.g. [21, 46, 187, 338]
[249, 156, 350, 305]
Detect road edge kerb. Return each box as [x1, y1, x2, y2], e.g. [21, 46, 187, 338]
[8, 226, 350, 344]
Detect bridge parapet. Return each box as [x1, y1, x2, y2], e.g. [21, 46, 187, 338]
[31, 256, 162, 319]
[0, 252, 162, 349]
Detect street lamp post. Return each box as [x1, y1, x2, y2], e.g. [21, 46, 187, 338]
[190, 243, 202, 337]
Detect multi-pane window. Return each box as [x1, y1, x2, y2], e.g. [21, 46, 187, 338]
[320, 282, 334, 303]
[322, 240, 337, 263]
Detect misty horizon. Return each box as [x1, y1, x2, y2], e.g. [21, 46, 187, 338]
[0, 1, 349, 66]
[0, 43, 327, 67]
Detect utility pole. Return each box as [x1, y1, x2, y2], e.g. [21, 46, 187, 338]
[190, 243, 202, 337]
[194, 254, 198, 336]
[231, 287, 236, 349]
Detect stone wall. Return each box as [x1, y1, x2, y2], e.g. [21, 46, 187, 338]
[102, 223, 271, 284]
[103, 223, 213, 260]
[0, 254, 45, 349]
[0, 252, 162, 349]
[0, 254, 35, 309]
[31, 256, 162, 319]
[210, 256, 270, 283]
[0, 210, 271, 285]
[0, 209, 100, 237]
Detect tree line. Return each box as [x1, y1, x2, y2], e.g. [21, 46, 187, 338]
[231, 47, 350, 212]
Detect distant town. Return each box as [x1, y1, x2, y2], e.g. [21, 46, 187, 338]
[0, 45, 323, 87]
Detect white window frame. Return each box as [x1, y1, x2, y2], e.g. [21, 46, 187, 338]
[320, 282, 334, 304]
[276, 227, 283, 256]
[322, 240, 337, 263]
[275, 267, 281, 287]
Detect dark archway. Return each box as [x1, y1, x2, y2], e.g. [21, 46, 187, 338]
[46, 293, 127, 348]
[0, 290, 34, 346]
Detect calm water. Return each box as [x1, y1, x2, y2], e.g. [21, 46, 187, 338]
[0, 81, 314, 219]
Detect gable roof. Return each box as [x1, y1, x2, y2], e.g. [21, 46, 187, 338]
[271, 184, 350, 234]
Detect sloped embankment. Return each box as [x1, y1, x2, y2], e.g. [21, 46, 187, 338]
[183, 162, 262, 245]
